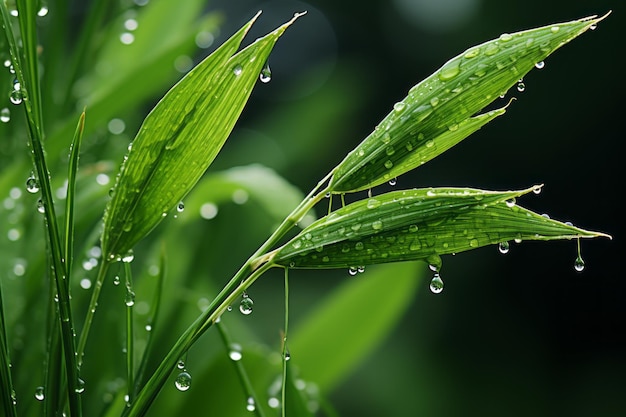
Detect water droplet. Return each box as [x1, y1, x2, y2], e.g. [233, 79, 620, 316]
[535, 61, 545, 69]
[357, 266, 365, 274]
[464, 48, 480, 59]
[176, 201, 185, 212]
[122, 251, 134, 263]
[229, 343, 243, 361]
[176, 360, 186, 369]
[246, 396, 256, 412]
[124, 18, 138, 31]
[233, 64, 243, 76]
[120, 32, 135, 45]
[388, 177, 397, 186]
[348, 267, 358, 276]
[80, 278, 92, 289]
[372, 220, 383, 230]
[239, 293, 253, 315]
[438, 60, 461, 81]
[34, 386, 45, 401]
[268, 397, 280, 408]
[0, 107, 10, 122]
[589, 23, 597, 30]
[75, 378, 85, 394]
[175, 371, 192, 391]
[484, 43, 499, 56]
[429, 274, 444, 294]
[366, 198, 381, 209]
[574, 255, 585, 272]
[259, 62, 272, 83]
[498, 241, 510, 254]
[505, 198, 516, 207]
[355, 241, 364, 251]
[393, 101, 406, 112]
[409, 224, 418, 233]
[384, 160, 393, 169]
[113, 275, 121, 286]
[26, 176, 39, 193]
[37, 4, 49, 17]
[517, 82, 526, 92]
[429, 97, 440, 107]
[145, 324, 152, 331]
[37, 199, 45, 213]
[125, 290, 136, 307]
[499, 33, 513, 42]
[550, 26, 560, 33]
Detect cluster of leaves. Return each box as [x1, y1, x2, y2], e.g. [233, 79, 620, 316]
[0, 1, 610, 417]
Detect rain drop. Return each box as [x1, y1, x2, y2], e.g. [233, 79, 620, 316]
[259, 62, 272, 83]
[388, 177, 397, 186]
[34, 386, 45, 401]
[177, 360, 186, 369]
[37, 5, 49, 17]
[348, 267, 358, 276]
[122, 251, 134, 263]
[26, 176, 39, 193]
[124, 290, 136, 307]
[174, 372, 192, 391]
[239, 293, 253, 315]
[233, 64, 243, 76]
[517, 81, 526, 92]
[574, 255, 585, 272]
[75, 378, 85, 394]
[0, 107, 10, 122]
[37, 199, 45, 213]
[589, 23, 597, 30]
[535, 61, 545, 69]
[229, 343, 243, 361]
[429, 274, 444, 294]
[176, 201, 185, 212]
[246, 396, 256, 412]
[357, 266, 365, 274]
[393, 101, 407, 112]
[498, 241, 510, 254]
[113, 275, 121, 286]
[505, 198, 516, 207]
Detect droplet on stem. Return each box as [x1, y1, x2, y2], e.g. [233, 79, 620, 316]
[239, 293, 253, 315]
[429, 274, 444, 294]
[259, 62, 272, 83]
[174, 371, 192, 391]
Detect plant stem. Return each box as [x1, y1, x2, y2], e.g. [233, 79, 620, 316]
[281, 267, 289, 417]
[77, 260, 110, 367]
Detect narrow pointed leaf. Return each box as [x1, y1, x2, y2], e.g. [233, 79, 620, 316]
[273, 187, 610, 269]
[102, 12, 301, 259]
[328, 14, 607, 193]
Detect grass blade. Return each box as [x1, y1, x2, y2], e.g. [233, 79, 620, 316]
[101, 12, 303, 261]
[328, 14, 608, 193]
[273, 186, 610, 269]
[0, 281, 18, 417]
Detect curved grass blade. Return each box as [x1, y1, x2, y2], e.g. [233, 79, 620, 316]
[64, 111, 86, 275]
[0, 282, 18, 417]
[102, 11, 303, 261]
[328, 14, 608, 193]
[273, 186, 610, 269]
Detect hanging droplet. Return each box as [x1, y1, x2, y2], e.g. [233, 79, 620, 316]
[535, 61, 545, 69]
[37, 4, 49, 17]
[357, 266, 365, 274]
[177, 360, 186, 369]
[176, 201, 185, 212]
[174, 371, 192, 391]
[348, 267, 358, 276]
[228, 343, 243, 361]
[259, 62, 272, 83]
[239, 293, 253, 315]
[113, 275, 121, 286]
[26, 176, 39, 193]
[498, 241, 510, 254]
[388, 177, 397, 186]
[429, 274, 444, 294]
[246, 396, 256, 412]
[516, 81, 526, 92]
[122, 251, 134, 263]
[34, 386, 45, 401]
[574, 255, 585, 272]
[0, 107, 10, 122]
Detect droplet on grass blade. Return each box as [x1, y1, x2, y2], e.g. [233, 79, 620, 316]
[175, 372, 192, 391]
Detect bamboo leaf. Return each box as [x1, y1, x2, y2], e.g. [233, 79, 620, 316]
[273, 186, 610, 269]
[102, 12, 303, 260]
[328, 14, 608, 193]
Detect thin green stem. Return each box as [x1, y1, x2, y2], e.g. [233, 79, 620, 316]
[64, 111, 86, 275]
[0, 281, 18, 417]
[77, 260, 110, 367]
[124, 262, 135, 405]
[216, 321, 267, 417]
[281, 268, 290, 417]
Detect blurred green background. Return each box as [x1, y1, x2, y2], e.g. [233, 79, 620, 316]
[0, 0, 623, 416]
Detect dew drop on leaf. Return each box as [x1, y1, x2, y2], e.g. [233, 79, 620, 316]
[34, 386, 45, 401]
[0, 107, 10, 122]
[233, 64, 243, 76]
[259, 62, 272, 83]
[498, 241, 510, 254]
[535, 61, 545, 69]
[26, 176, 39, 193]
[517, 81, 526, 92]
[574, 255, 585, 272]
[430, 274, 444, 294]
[348, 267, 358, 276]
[246, 396, 256, 412]
[175, 371, 192, 391]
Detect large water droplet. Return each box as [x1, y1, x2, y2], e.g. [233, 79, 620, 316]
[574, 255, 585, 272]
[26, 176, 39, 193]
[498, 241, 510, 254]
[233, 64, 243, 76]
[176, 201, 185, 212]
[175, 371, 192, 391]
[348, 267, 358, 276]
[125, 290, 136, 307]
[517, 81, 526, 92]
[438, 60, 461, 81]
[366, 198, 381, 209]
[393, 101, 407, 112]
[259, 62, 272, 83]
[430, 274, 444, 294]
[535, 61, 545, 69]
[229, 343, 243, 361]
[239, 293, 253, 315]
[37, 199, 45, 213]
[34, 386, 45, 401]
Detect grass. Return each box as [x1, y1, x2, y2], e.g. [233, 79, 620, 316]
[0, 2, 611, 417]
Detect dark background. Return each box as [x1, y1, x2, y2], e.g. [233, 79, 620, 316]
[208, 0, 624, 416]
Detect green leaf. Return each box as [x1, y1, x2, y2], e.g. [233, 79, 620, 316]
[328, 14, 607, 193]
[273, 186, 610, 269]
[289, 262, 422, 391]
[101, 12, 303, 260]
